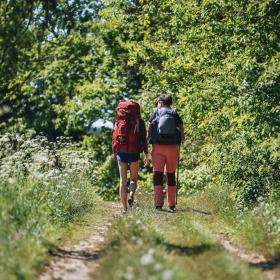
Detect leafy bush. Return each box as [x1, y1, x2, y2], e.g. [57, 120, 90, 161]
[0, 132, 99, 279]
[203, 185, 280, 257]
[127, 0, 280, 206]
[93, 154, 120, 200]
[1, 0, 279, 211]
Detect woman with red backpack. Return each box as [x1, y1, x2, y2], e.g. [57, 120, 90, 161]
[112, 100, 148, 213]
[148, 95, 184, 212]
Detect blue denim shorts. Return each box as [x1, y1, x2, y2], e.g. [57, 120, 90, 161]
[117, 152, 140, 163]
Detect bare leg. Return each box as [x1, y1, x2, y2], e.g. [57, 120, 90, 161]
[129, 160, 139, 191]
[128, 160, 140, 206]
[118, 161, 128, 211]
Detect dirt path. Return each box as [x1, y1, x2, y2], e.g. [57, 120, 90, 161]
[190, 207, 280, 280]
[38, 196, 280, 280]
[215, 233, 280, 280]
[39, 202, 121, 280]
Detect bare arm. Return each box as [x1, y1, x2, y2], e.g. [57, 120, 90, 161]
[140, 119, 148, 155]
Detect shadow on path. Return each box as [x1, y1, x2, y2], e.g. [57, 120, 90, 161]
[156, 207, 212, 215]
[250, 255, 280, 271]
[163, 242, 212, 256]
[176, 207, 213, 215]
[48, 247, 105, 261]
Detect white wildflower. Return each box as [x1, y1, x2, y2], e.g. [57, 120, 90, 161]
[140, 249, 154, 265]
[124, 266, 134, 280]
[7, 177, 16, 184]
[34, 172, 44, 179]
[162, 269, 173, 280]
[263, 210, 270, 216]
[154, 263, 162, 271]
[33, 153, 48, 162]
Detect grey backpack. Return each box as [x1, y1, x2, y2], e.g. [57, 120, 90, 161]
[151, 108, 180, 145]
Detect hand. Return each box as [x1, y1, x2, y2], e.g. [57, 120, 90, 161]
[144, 154, 149, 167]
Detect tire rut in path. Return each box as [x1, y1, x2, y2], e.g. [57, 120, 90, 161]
[215, 233, 280, 280]
[190, 208, 280, 280]
[39, 202, 121, 280]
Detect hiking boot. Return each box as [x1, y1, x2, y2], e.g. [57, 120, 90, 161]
[126, 180, 130, 193]
[155, 206, 162, 211]
[168, 206, 175, 213]
[128, 181, 136, 207]
[122, 208, 128, 214]
[128, 194, 134, 207]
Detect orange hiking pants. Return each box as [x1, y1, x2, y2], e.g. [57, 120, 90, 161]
[151, 144, 179, 208]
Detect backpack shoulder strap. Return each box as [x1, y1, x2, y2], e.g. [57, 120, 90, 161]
[149, 110, 158, 123]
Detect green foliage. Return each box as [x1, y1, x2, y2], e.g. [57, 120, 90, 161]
[82, 128, 112, 162]
[0, 133, 99, 278]
[1, 2, 279, 276]
[196, 185, 280, 257]
[103, 0, 280, 206]
[95, 193, 264, 280]
[93, 154, 120, 200]
[0, 0, 137, 138]
[1, 0, 279, 207]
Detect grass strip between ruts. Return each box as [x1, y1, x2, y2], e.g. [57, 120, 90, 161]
[93, 189, 264, 280]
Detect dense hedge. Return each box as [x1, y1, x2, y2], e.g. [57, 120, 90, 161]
[101, 0, 280, 206]
[1, 0, 279, 206]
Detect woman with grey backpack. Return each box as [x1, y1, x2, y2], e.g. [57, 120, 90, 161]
[147, 95, 184, 212]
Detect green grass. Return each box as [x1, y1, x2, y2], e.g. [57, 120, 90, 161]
[0, 133, 105, 279]
[187, 186, 280, 258]
[93, 188, 264, 280]
[0, 174, 100, 280]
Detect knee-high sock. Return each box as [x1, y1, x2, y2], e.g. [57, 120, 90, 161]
[167, 172, 176, 207]
[154, 171, 164, 207]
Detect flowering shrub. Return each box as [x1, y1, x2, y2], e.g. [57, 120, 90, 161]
[238, 200, 280, 256]
[0, 132, 99, 279]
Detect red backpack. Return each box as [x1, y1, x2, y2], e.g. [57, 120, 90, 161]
[112, 101, 143, 153]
